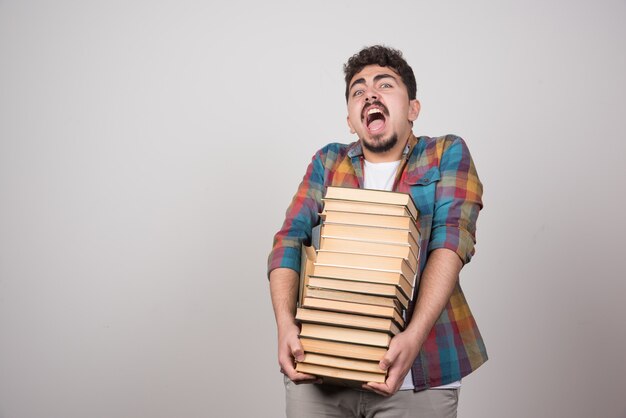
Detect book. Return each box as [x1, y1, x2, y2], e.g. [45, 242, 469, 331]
[324, 186, 418, 221]
[321, 210, 419, 244]
[296, 308, 401, 335]
[299, 245, 317, 306]
[295, 362, 386, 383]
[322, 198, 414, 220]
[300, 352, 385, 374]
[291, 186, 423, 387]
[299, 337, 387, 362]
[307, 276, 409, 309]
[319, 236, 419, 273]
[299, 322, 391, 348]
[305, 286, 402, 311]
[321, 223, 419, 258]
[312, 264, 413, 299]
[301, 297, 404, 328]
[316, 250, 416, 278]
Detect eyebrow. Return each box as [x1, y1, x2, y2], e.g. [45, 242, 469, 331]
[349, 73, 398, 93]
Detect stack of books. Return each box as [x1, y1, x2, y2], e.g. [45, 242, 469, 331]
[295, 186, 420, 385]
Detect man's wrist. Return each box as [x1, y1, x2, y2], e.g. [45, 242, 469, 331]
[276, 316, 299, 331]
[400, 324, 427, 349]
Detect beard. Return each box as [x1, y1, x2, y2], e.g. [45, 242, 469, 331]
[361, 133, 398, 154]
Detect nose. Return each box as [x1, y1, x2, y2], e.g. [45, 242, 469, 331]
[365, 88, 378, 102]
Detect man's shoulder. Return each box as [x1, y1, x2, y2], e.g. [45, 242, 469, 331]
[413, 134, 472, 160]
[405, 135, 471, 179]
[312, 140, 359, 163]
[416, 134, 467, 149]
[316, 140, 358, 154]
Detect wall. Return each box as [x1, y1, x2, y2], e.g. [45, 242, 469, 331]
[1, 1, 625, 417]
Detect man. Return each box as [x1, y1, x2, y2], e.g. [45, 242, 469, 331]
[268, 45, 487, 417]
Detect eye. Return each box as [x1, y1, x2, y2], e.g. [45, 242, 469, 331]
[352, 89, 364, 97]
[380, 82, 393, 89]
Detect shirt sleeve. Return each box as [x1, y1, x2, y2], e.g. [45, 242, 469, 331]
[427, 136, 483, 264]
[267, 148, 327, 277]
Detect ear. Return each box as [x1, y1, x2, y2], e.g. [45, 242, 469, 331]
[347, 115, 356, 134]
[408, 99, 420, 122]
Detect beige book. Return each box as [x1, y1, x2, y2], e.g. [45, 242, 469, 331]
[305, 286, 402, 311]
[296, 362, 386, 383]
[312, 264, 413, 299]
[321, 223, 419, 258]
[324, 186, 418, 221]
[296, 308, 401, 335]
[322, 198, 413, 220]
[301, 297, 404, 329]
[307, 276, 410, 309]
[299, 323, 391, 348]
[299, 337, 387, 362]
[320, 236, 419, 272]
[301, 353, 385, 374]
[316, 250, 416, 278]
[299, 245, 317, 306]
[321, 210, 419, 243]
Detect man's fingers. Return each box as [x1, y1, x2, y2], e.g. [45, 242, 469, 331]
[278, 354, 319, 383]
[365, 369, 403, 397]
[293, 375, 323, 385]
[279, 353, 297, 374]
[363, 382, 392, 397]
[288, 335, 305, 362]
[286, 368, 319, 384]
[290, 371, 317, 381]
[278, 331, 318, 383]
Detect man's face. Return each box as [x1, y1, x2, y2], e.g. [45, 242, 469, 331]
[346, 65, 420, 156]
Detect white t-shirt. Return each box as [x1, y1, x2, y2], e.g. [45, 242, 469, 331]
[364, 159, 461, 391]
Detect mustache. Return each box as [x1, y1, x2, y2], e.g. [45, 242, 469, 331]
[362, 101, 390, 119]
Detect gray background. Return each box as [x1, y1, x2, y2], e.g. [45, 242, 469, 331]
[1, 1, 625, 417]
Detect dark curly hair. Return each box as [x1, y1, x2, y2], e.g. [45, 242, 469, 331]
[343, 45, 417, 102]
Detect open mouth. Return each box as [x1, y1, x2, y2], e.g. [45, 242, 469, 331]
[364, 107, 387, 133]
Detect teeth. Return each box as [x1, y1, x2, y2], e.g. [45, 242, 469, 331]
[367, 108, 382, 115]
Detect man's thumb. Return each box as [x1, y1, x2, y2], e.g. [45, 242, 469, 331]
[291, 345, 305, 362]
[379, 349, 397, 371]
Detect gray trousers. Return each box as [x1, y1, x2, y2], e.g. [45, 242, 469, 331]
[284, 377, 459, 418]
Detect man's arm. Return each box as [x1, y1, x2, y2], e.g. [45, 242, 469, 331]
[269, 267, 320, 383]
[267, 147, 331, 383]
[364, 248, 462, 396]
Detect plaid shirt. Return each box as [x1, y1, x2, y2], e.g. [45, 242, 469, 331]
[268, 133, 488, 390]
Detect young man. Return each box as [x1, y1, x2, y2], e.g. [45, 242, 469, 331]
[268, 45, 487, 417]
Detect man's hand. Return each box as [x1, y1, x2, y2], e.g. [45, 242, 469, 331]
[277, 322, 320, 384]
[363, 249, 463, 397]
[362, 330, 422, 396]
[269, 267, 320, 384]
